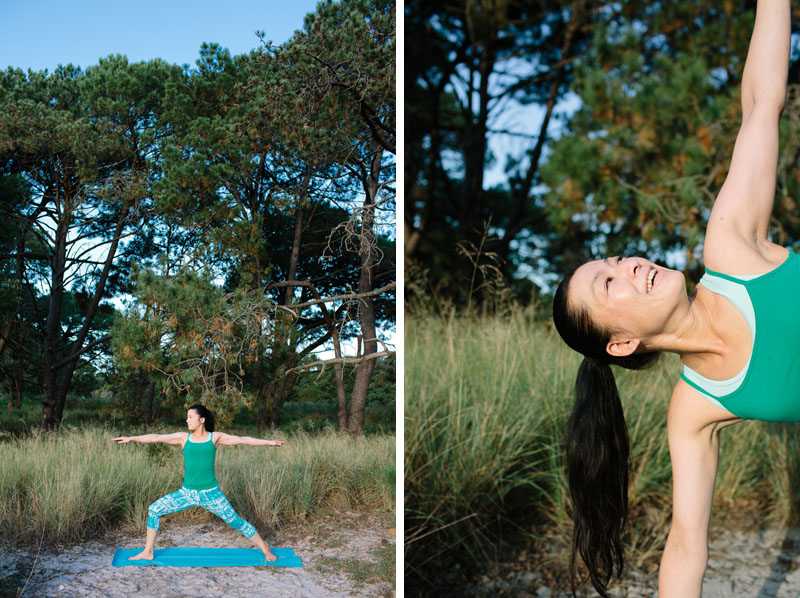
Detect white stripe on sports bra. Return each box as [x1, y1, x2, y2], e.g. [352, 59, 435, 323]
[681, 272, 756, 405]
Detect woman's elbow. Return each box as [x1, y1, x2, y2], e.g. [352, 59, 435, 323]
[744, 87, 787, 119]
[665, 525, 709, 564]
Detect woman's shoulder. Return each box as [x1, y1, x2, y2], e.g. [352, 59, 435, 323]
[669, 378, 743, 432]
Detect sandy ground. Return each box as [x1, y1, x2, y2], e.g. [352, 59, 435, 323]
[0, 511, 395, 598]
[465, 526, 800, 597]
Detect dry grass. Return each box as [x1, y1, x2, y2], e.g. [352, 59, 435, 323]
[405, 307, 800, 582]
[0, 427, 394, 546]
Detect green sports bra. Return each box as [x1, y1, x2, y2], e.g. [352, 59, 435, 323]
[680, 250, 800, 422]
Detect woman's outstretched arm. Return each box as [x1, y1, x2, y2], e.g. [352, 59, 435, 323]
[658, 381, 724, 597]
[214, 432, 285, 447]
[705, 0, 790, 269]
[112, 433, 186, 445]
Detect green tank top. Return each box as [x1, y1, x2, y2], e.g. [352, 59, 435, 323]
[680, 251, 800, 422]
[182, 432, 218, 490]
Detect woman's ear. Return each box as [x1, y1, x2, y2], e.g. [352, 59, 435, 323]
[606, 337, 640, 357]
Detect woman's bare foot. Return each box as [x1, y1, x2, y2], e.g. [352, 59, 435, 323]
[128, 550, 155, 561]
[262, 549, 278, 562]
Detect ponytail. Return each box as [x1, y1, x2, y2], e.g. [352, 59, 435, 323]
[553, 269, 659, 596]
[566, 357, 628, 597]
[188, 403, 215, 432]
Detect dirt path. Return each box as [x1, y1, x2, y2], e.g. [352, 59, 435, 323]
[465, 526, 800, 597]
[0, 512, 395, 598]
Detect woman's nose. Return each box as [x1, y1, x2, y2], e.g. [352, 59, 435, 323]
[616, 258, 642, 280]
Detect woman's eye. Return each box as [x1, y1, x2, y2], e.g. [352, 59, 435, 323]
[617, 256, 623, 264]
[606, 277, 612, 290]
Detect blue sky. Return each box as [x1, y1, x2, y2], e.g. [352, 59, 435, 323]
[0, 0, 321, 72]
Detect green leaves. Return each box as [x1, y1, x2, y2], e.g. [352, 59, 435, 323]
[539, 0, 764, 271]
[112, 266, 261, 424]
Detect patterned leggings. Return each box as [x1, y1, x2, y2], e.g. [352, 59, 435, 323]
[146, 486, 256, 538]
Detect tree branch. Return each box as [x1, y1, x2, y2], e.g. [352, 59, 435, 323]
[288, 350, 395, 374]
[50, 334, 111, 371]
[266, 281, 396, 311]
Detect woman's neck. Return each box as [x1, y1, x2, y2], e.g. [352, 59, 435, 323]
[191, 428, 209, 440]
[641, 286, 729, 357]
[654, 285, 749, 370]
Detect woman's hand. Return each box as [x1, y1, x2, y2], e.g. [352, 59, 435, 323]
[266, 440, 285, 447]
[112, 436, 132, 444]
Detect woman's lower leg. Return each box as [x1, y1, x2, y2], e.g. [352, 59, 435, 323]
[248, 530, 277, 561]
[129, 527, 158, 560]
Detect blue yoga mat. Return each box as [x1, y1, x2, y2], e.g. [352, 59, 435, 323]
[112, 547, 303, 567]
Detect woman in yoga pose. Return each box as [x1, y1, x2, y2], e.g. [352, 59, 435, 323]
[552, 1, 794, 596]
[113, 404, 284, 562]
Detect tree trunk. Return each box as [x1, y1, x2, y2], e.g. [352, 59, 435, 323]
[12, 369, 21, 409]
[335, 362, 348, 432]
[257, 359, 299, 430]
[256, 173, 310, 429]
[347, 150, 382, 434]
[268, 279, 349, 431]
[41, 213, 69, 431]
[42, 206, 130, 429]
[5, 372, 13, 409]
[0, 318, 11, 361]
[495, 0, 588, 265]
[144, 379, 156, 426]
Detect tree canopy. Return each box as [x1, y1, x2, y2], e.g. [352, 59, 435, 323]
[0, 0, 396, 432]
[405, 0, 800, 306]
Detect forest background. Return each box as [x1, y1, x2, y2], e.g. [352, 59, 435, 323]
[405, 0, 800, 596]
[0, 0, 396, 435]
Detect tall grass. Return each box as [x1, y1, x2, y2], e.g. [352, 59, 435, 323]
[0, 427, 394, 546]
[405, 307, 800, 587]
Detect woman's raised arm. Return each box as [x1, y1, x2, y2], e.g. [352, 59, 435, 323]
[112, 432, 186, 445]
[214, 432, 284, 447]
[705, 0, 790, 269]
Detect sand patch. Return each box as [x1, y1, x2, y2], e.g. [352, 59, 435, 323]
[0, 511, 394, 598]
[464, 526, 800, 597]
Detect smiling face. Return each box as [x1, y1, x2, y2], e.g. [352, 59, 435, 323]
[568, 256, 688, 356]
[186, 409, 205, 432]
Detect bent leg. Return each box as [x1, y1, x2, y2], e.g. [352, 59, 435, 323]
[199, 488, 277, 561]
[128, 488, 197, 561]
[147, 487, 196, 531]
[130, 488, 196, 560]
[198, 487, 256, 537]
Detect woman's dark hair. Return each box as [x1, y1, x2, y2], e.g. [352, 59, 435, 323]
[552, 268, 659, 597]
[188, 404, 215, 433]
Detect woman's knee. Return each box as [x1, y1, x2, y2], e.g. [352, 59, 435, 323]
[216, 505, 256, 537]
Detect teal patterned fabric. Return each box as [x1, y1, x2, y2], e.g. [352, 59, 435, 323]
[147, 486, 256, 538]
